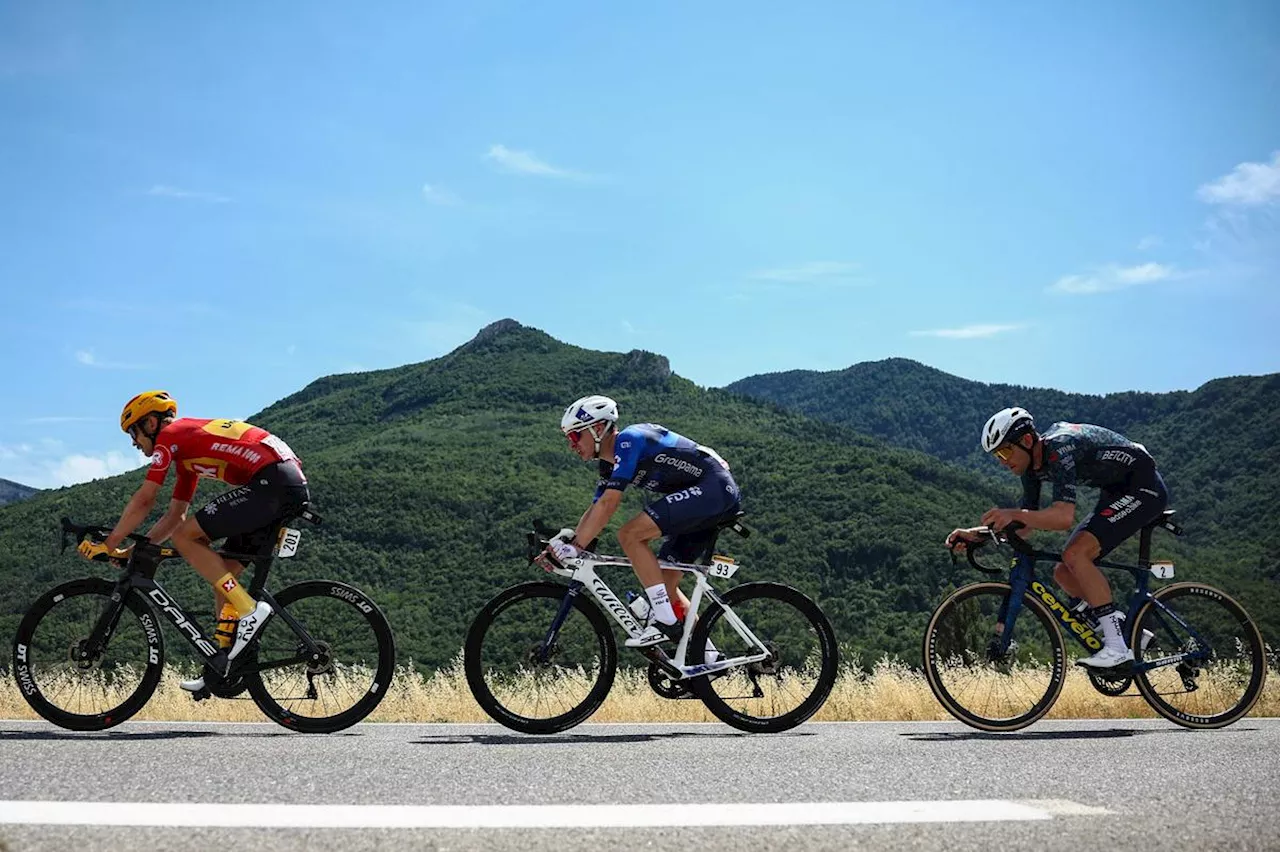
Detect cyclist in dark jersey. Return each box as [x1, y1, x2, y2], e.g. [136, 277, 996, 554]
[78, 391, 310, 692]
[946, 407, 1169, 669]
[548, 395, 742, 647]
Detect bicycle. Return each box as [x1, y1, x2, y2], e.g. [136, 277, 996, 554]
[923, 510, 1267, 732]
[11, 512, 396, 734]
[464, 517, 838, 735]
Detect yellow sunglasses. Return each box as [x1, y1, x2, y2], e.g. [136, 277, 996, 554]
[992, 443, 1018, 462]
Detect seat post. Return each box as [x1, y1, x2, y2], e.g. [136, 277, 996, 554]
[1137, 526, 1153, 567]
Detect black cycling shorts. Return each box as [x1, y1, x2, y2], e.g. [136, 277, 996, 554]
[646, 468, 742, 564]
[1071, 458, 1169, 557]
[195, 460, 310, 557]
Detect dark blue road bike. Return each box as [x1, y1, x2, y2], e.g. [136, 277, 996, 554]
[924, 510, 1266, 732]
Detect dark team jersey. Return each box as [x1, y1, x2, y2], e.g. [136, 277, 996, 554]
[593, 423, 731, 501]
[1020, 422, 1154, 509]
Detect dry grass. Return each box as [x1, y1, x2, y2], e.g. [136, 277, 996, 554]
[2, 656, 1276, 725]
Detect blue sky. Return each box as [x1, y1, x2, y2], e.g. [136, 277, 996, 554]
[2, 1, 1278, 488]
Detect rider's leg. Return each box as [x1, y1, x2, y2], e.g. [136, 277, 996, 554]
[1061, 532, 1111, 606]
[1062, 531, 1129, 656]
[211, 566, 245, 649]
[618, 513, 677, 624]
[171, 518, 258, 617]
[1052, 562, 1085, 600]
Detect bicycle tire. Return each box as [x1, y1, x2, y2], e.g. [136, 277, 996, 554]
[245, 580, 396, 734]
[464, 581, 617, 734]
[689, 582, 838, 734]
[1131, 582, 1266, 729]
[12, 577, 164, 731]
[923, 582, 1066, 732]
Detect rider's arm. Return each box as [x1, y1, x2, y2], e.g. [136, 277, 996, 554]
[104, 480, 162, 550]
[146, 498, 192, 543]
[575, 488, 623, 547]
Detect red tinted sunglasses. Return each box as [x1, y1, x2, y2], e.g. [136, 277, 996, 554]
[566, 429, 587, 447]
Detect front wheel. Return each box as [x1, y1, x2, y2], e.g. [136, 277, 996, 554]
[689, 582, 838, 733]
[12, 577, 164, 731]
[1131, 582, 1266, 729]
[464, 581, 618, 734]
[923, 582, 1066, 732]
[245, 581, 396, 734]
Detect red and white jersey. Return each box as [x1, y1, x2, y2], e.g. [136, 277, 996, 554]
[146, 418, 301, 502]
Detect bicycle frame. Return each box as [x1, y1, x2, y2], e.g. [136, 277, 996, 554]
[539, 551, 772, 680]
[78, 522, 325, 680]
[980, 521, 1216, 676]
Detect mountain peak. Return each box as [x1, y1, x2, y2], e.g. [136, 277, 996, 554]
[470, 318, 525, 344]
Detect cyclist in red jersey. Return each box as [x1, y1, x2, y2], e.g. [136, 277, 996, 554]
[78, 390, 310, 692]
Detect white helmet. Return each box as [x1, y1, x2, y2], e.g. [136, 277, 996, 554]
[981, 407, 1036, 453]
[560, 395, 619, 434]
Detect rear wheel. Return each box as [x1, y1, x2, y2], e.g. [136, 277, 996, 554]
[464, 582, 617, 734]
[689, 582, 838, 733]
[12, 578, 163, 731]
[923, 582, 1066, 732]
[245, 581, 396, 733]
[1132, 582, 1266, 729]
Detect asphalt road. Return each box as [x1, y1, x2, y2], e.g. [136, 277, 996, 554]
[1, 718, 1277, 851]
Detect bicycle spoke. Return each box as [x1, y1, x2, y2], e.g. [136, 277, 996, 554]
[465, 582, 616, 734]
[1134, 584, 1265, 727]
[925, 583, 1064, 731]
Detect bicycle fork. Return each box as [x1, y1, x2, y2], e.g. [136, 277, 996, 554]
[536, 582, 585, 665]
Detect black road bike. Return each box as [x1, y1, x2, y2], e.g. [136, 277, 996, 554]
[924, 511, 1266, 732]
[12, 512, 396, 733]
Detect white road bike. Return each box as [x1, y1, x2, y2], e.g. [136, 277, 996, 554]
[464, 519, 838, 734]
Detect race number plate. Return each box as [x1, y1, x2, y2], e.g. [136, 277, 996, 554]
[276, 527, 302, 558]
[709, 556, 739, 579]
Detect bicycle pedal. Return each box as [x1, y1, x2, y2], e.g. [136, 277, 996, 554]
[190, 686, 213, 702]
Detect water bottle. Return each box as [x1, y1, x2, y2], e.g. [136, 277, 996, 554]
[1066, 596, 1100, 629]
[624, 591, 650, 621]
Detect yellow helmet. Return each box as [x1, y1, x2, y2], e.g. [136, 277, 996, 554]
[120, 390, 178, 433]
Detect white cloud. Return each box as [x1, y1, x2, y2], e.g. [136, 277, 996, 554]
[749, 261, 862, 284]
[1049, 262, 1178, 295]
[909, 324, 1025, 340]
[146, 184, 231, 203]
[421, 183, 460, 205]
[73, 349, 148, 370]
[484, 144, 587, 179]
[1197, 152, 1280, 206]
[51, 452, 146, 486]
[0, 439, 147, 488]
[1136, 235, 1162, 251]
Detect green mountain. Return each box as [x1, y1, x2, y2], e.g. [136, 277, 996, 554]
[0, 478, 40, 507]
[2, 324, 1274, 674]
[727, 359, 1280, 559]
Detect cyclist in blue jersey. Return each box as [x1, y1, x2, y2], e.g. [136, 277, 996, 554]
[946, 407, 1170, 669]
[547, 395, 742, 647]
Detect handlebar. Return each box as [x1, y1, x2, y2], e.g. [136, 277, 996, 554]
[948, 521, 1038, 576]
[526, 519, 600, 564]
[60, 517, 176, 566]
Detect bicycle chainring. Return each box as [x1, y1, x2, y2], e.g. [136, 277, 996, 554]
[1086, 669, 1132, 696]
[647, 663, 693, 699]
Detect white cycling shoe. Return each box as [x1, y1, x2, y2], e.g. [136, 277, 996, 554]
[180, 601, 274, 693]
[1076, 645, 1134, 670]
[625, 621, 682, 648]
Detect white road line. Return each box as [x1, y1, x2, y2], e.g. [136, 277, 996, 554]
[0, 799, 1109, 829]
